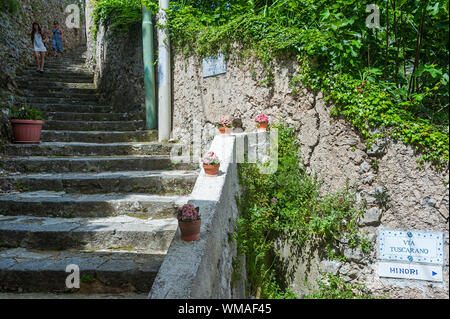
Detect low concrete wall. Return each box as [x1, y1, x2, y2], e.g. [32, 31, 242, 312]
[149, 134, 246, 299]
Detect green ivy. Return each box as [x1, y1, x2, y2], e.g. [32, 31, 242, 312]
[236, 123, 371, 299]
[92, 0, 158, 40]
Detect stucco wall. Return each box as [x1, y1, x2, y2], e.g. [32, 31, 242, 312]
[171, 53, 449, 299]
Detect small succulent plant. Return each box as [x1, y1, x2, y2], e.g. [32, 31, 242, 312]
[216, 118, 233, 128]
[177, 204, 200, 222]
[202, 151, 220, 166]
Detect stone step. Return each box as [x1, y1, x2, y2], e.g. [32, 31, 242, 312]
[5, 142, 173, 157]
[25, 65, 88, 72]
[40, 130, 154, 143]
[20, 69, 93, 77]
[0, 248, 164, 293]
[17, 74, 93, 83]
[0, 292, 148, 299]
[42, 112, 133, 122]
[0, 215, 177, 253]
[0, 170, 197, 195]
[0, 155, 195, 173]
[22, 89, 99, 98]
[32, 103, 113, 113]
[17, 81, 95, 90]
[43, 120, 144, 132]
[21, 87, 98, 96]
[25, 96, 100, 105]
[0, 192, 187, 218]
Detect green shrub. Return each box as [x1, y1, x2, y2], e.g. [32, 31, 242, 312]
[9, 104, 44, 121]
[0, 0, 19, 14]
[236, 123, 370, 299]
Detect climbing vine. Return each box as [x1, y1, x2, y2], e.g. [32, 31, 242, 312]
[92, 0, 449, 167]
[235, 123, 372, 298]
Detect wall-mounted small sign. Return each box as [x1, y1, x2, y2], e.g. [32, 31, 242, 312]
[377, 262, 443, 282]
[202, 54, 227, 78]
[378, 229, 444, 265]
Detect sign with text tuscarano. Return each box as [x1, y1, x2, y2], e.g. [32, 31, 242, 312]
[378, 229, 444, 265]
[202, 54, 227, 78]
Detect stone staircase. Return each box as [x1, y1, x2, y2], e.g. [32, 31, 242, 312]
[0, 47, 198, 298]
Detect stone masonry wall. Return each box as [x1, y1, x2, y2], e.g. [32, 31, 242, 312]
[171, 53, 449, 299]
[87, 22, 145, 119]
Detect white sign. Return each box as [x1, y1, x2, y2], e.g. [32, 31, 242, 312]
[202, 54, 227, 78]
[378, 229, 444, 265]
[378, 262, 443, 282]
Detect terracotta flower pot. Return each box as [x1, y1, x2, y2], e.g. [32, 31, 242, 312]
[218, 127, 231, 135]
[179, 219, 201, 242]
[10, 119, 44, 144]
[257, 122, 268, 131]
[203, 164, 220, 177]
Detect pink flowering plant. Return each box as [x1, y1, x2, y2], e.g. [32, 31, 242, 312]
[177, 204, 200, 222]
[216, 118, 233, 128]
[255, 113, 269, 126]
[202, 151, 220, 166]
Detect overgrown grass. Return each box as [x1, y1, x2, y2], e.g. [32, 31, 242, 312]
[235, 123, 371, 299]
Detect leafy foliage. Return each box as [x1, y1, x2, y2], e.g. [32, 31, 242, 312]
[0, 0, 19, 14]
[304, 273, 374, 299]
[236, 123, 370, 298]
[165, 0, 449, 167]
[92, 0, 158, 39]
[9, 103, 44, 121]
[92, 0, 448, 166]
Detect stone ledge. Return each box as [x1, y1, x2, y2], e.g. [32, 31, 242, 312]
[149, 134, 245, 299]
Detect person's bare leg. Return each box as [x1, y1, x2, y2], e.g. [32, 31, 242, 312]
[34, 51, 40, 70]
[40, 52, 45, 71]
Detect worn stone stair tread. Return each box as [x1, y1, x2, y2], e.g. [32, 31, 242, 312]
[0, 247, 165, 293]
[0, 215, 178, 252]
[25, 98, 102, 106]
[0, 292, 148, 299]
[0, 170, 198, 194]
[31, 103, 113, 113]
[5, 141, 175, 157]
[41, 113, 134, 122]
[0, 191, 188, 218]
[21, 91, 99, 99]
[43, 120, 145, 132]
[17, 82, 96, 89]
[40, 130, 156, 143]
[0, 155, 195, 173]
[0, 215, 178, 253]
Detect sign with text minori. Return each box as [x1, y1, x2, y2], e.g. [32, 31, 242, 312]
[377, 262, 443, 282]
[202, 54, 227, 78]
[378, 229, 444, 265]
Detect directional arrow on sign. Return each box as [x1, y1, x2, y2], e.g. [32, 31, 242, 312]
[432, 271, 437, 276]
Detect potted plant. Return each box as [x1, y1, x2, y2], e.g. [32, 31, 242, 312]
[255, 113, 269, 131]
[202, 151, 220, 177]
[177, 204, 201, 242]
[216, 118, 233, 135]
[9, 103, 44, 144]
